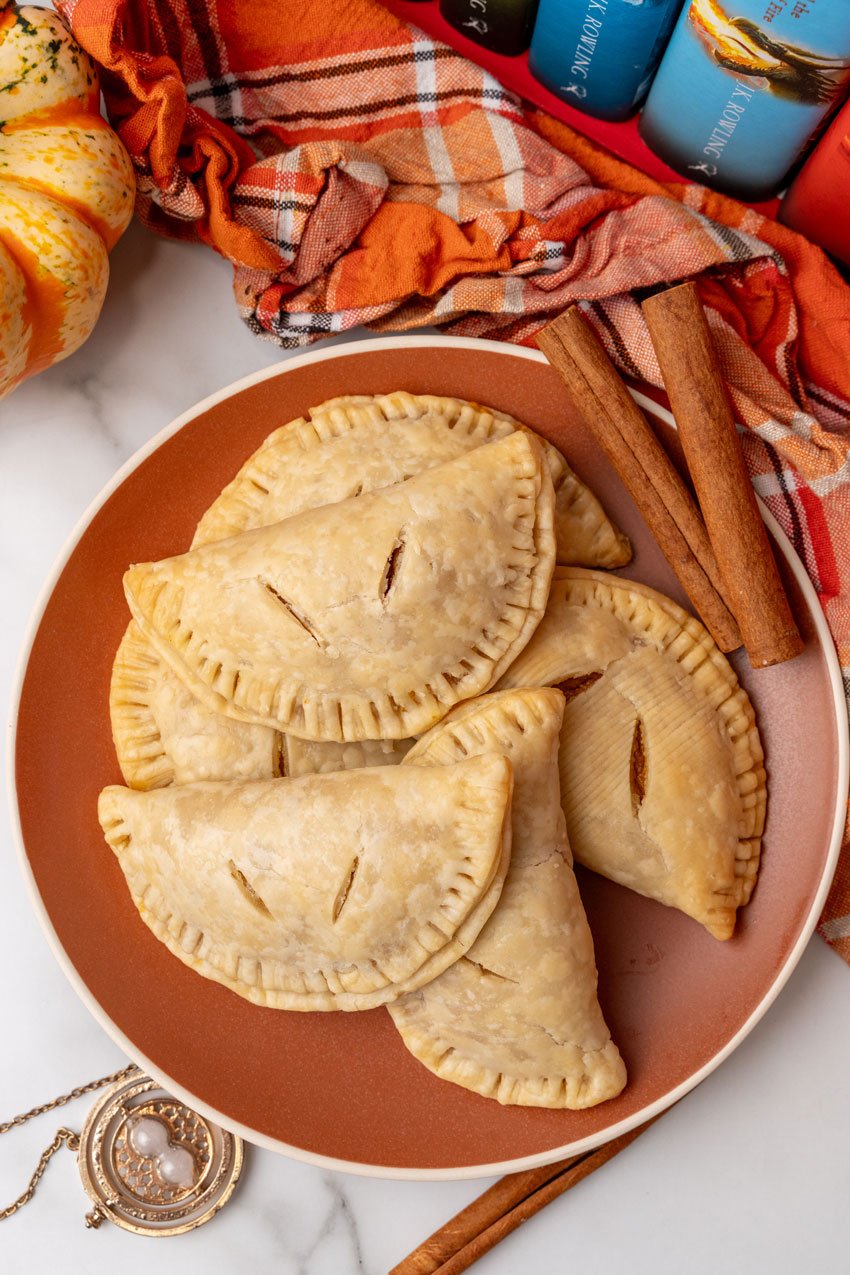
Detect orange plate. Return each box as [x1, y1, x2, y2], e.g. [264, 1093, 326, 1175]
[11, 338, 847, 1179]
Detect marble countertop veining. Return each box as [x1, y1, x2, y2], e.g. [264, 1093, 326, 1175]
[2, 222, 850, 1275]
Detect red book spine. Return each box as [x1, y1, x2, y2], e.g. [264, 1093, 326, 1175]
[780, 98, 850, 266]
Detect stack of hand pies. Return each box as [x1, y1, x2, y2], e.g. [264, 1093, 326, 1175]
[100, 393, 766, 1110]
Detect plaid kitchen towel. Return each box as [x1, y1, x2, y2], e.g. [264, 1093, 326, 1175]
[57, 0, 850, 955]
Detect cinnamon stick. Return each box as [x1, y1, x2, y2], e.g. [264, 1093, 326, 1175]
[389, 1154, 583, 1275]
[390, 1117, 659, 1275]
[537, 308, 742, 652]
[642, 283, 802, 667]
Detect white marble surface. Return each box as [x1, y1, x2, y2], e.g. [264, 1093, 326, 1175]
[2, 220, 850, 1275]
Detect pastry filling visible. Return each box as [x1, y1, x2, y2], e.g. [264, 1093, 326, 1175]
[261, 580, 326, 649]
[556, 671, 603, 703]
[630, 717, 647, 816]
[228, 860, 273, 920]
[274, 733, 287, 777]
[332, 856, 361, 923]
[380, 536, 406, 601]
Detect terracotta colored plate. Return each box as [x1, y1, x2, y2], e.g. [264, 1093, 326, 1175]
[10, 338, 847, 1180]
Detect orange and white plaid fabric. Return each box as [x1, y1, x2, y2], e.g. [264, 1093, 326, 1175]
[57, 0, 850, 957]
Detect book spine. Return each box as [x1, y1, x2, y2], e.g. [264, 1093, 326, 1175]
[528, 0, 685, 122]
[639, 0, 850, 200]
[440, 0, 540, 56]
[779, 95, 850, 264]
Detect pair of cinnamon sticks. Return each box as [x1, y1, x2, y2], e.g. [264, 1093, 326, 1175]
[538, 285, 802, 668]
[390, 1117, 659, 1275]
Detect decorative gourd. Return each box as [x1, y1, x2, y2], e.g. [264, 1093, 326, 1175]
[0, 3, 134, 398]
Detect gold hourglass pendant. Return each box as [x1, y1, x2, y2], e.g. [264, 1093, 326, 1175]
[76, 1069, 243, 1235]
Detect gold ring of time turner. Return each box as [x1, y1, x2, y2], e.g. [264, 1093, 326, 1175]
[0, 1065, 243, 1235]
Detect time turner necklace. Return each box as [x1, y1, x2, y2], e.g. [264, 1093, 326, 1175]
[0, 1063, 243, 1235]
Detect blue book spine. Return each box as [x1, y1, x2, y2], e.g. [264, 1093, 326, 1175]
[529, 0, 685, 121]
[639, 0, 850, 199]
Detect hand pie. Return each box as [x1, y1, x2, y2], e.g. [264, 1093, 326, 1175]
[112, 392, 626, 787]
[390, 688, 626, 1109]
[98, 754, 514, 1012]
[498, 569, 766, 940]
[195, 392, 631, 570]
[124, 431, 556, 742]
[110, 621, 280, 789]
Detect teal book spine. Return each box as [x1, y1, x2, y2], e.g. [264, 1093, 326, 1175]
[639, 0, 850, 199]
[528, 0, 684, 122]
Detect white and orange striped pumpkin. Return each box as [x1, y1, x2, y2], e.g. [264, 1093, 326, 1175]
[0, 3, 134, 398]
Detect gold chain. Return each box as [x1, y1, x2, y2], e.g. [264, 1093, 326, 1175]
[0, 1128, 80, 1221]
[0, 1064, 137, 1222]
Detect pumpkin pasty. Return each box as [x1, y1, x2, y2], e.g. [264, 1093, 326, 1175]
[390, 688, 626, 1109]
[112, 392, 625, 786]
[498, 569, 766, 940]
[98, 754, 514, 1012]
[124, 431, 556, 742]
[110, 621, 281, 790]
[195, 392, 631, 569]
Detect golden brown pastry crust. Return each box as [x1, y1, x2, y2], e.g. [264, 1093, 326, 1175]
[391, 688, 626, 1108]
[195, 392, 630, 569]
[99, 755, 514, 1012]
[498, 569, 766, 939]
[110, 621, 280, 789]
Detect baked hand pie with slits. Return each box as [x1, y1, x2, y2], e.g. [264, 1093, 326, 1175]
[98, 754, 513, 1012]
[196, 392, 631, 570]
[498, 569, 766, 940]
[391, 688, 626, 1108]
[111, 392, 626, 788]
[124, 431, 556, 743]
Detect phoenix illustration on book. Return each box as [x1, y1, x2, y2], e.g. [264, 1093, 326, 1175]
[689, 0, 850, 103]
